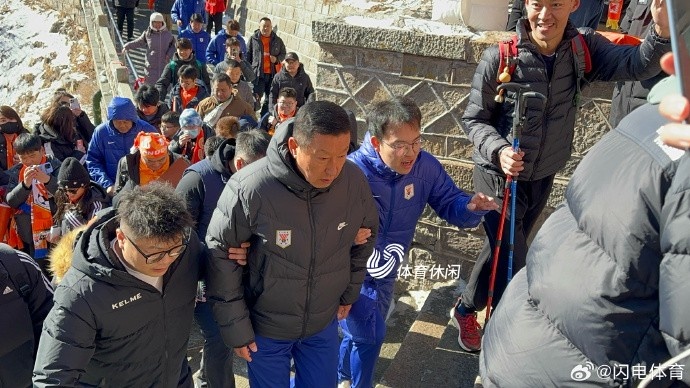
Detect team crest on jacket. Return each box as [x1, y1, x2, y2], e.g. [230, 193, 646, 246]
[276, 230, 291, 248]
[367, 244, 405, 279]
[404, 184, 414, 200]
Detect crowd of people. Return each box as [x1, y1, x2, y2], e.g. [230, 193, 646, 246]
[1, 0, 689, 387]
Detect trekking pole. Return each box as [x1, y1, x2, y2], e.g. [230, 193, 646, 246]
[485, 83, 545, 321]
[506, 90, 546, 283]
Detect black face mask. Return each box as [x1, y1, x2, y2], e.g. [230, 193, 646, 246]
[0, 122, 22, 134]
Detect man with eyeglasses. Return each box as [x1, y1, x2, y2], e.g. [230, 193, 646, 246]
[34, 183, 202, 387]
[337, 97, 498, 388]
[260, 87, 299, 136]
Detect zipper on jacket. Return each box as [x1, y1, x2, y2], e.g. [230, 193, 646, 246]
[530, 56, 554, 181]
[383, 179, 397, 243]
[301, 194, 317, 338]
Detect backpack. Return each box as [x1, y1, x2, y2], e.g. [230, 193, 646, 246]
[495, 33, 591, 106]
[0, 243, 31, 303]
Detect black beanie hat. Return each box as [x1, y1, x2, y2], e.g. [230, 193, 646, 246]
[58, 157, 91, 189]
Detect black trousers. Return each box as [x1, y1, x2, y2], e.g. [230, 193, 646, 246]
[206, 12, 223, 34]
[116, 6, 135, 40]
[253, 73, 273, 117]
[461, 167, 555, 311]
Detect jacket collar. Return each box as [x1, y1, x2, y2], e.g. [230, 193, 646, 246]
[266, 119, 333, 197]
[356, 132, 401, 180]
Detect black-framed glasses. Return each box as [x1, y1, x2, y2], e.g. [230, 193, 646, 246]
[381, 137, 423, 154]
[122, 229, 190, 264]
[64, 188, 81, 195]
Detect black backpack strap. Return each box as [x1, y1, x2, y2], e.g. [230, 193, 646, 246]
[0, 243, 32, 302]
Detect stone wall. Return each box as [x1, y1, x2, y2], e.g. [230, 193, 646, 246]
[80, 0, 134, 118]
[232, 0, 357, 80]
[312, 18, 616, 284]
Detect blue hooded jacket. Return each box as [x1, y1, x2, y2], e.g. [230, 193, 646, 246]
[178, 27, 211, 65]
[206, 30, 247, 66]
[348, 132, 487, 281]
[85, 97, 157, 190]
[171, 0, 205, 31]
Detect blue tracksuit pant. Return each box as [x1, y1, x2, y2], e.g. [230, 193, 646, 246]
[338, 277, 395, 388]
[248, 319, 340, 388]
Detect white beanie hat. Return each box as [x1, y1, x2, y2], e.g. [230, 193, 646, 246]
[150, 12, 165, 31]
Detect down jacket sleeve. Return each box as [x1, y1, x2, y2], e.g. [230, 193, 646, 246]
[341, 171, 379, 305]
[658, 154, 690, 386]
[425, 154, 487, 228]
[33, 286, 97, 387]
[85, 127, 113, 190]
[205, 179, 255, 348]
[461, 45, 509, 168]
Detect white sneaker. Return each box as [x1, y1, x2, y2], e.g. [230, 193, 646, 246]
[338, 380, 352, 388]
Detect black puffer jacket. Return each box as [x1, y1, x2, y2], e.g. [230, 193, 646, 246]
[268, 63, 314, 112]
[609, 1, 667, 128]
[245, 30, 286, 77]
[480, 103, 690, 387]
[462, 19, 669, 181]
[205, 120, 378, 347]
[33, 208, 201, 387]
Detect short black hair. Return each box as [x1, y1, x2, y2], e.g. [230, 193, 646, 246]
[212, 72, 232, 87]
[204, 135, 225, 157]
[117, 182, 194, 241]
[259, 17, 271, 23]
[176, 38, 193, 50]
[367, 97, 422, 138]
[235, 129, 270, 163]
[161, 111, 180, 126]
[178, 64, 199, 80]
[134, 84, 160, 107]
[225, 59, 241, 69]
[293, 101, 350, 145]
[226, 19, 240, 31]
[225, 37, 241, 47]
[278, 87, 297, 100]
[190, 13, 204, 23]
[14, 133, 43, 155]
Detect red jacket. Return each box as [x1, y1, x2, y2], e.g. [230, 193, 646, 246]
[205, 0, 226, 14]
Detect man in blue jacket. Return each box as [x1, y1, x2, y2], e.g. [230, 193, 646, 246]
[206, 19, 247, 66]
[338, 97, 498, 388]
[171, 0, 205, 31]
[85, 97, 157, 195]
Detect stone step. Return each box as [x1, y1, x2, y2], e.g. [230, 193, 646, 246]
[376, 281, 481, 388]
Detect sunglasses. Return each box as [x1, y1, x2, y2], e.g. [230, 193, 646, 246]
[63, 187, 82, 195]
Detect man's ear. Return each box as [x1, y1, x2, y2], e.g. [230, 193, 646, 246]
[233, 157, 244, 172]
[370, 136, 382, 153]
[115, 228, 126, 249]
[287, 136, 298, 157]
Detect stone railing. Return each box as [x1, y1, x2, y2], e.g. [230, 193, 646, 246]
[312, 18, 616, 284]
[80, 0, 134, 118]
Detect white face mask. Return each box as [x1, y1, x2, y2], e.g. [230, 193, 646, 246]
[183, 127, 200, 138]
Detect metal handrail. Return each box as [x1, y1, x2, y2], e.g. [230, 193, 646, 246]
[102, 0, 139, 81]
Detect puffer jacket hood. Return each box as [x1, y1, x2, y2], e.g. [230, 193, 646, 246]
[48, 225, 87, 285]
[210, 138, 235, 178]
[266, 118, 334, 195]
[107, 97, 139, 123]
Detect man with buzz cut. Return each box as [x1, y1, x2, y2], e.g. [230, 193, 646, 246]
[205, 100, 379, 388]
[33, 183, 202, 387]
